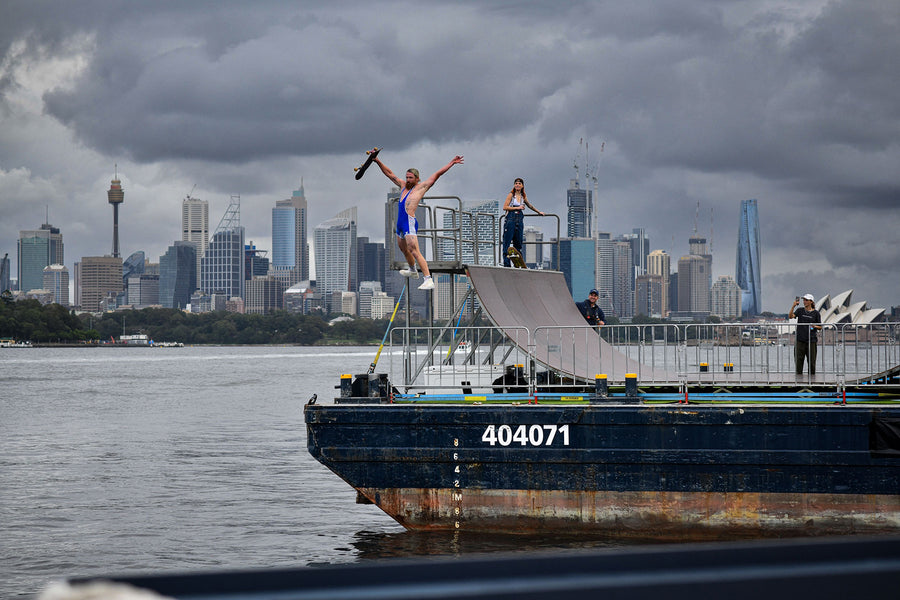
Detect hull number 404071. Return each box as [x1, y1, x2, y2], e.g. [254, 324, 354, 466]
[481, 424, 570, 447]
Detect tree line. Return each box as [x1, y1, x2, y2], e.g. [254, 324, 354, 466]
[0, 296, 405, 345]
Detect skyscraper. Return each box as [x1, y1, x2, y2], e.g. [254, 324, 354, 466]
[18, 223, 64, 294]
[315, 207, 357, 312]
[677, 254, 710, 316]
[182, 195, 209, 280]
[711, 275, 742, 319]
[159, 241, 196, 309]
[107, 173, 124, 258]
[440, 199, 500, 265]
[553, 238, 595, 301]
[647, 249, 671, 316]
[0, 253, 10, 293]
[42, 264, 69, 306]
[201, 195, 245, 299]
[272, 182, 309, 289]
[566, 180, 591, 238]
[79, 255, 123, 311]
[594, 233, 614, 316]
[736, 199, 762, 316]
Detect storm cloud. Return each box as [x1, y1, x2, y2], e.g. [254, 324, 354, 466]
[2, 0, 898, 311]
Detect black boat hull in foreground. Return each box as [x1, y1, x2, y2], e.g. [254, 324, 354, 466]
[306, 399, 900, 538]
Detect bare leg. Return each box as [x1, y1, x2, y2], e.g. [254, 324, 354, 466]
[397, 236, 416, 269]
[402, 234, 430, 277]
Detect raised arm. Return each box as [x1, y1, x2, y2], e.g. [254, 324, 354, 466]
[421, 155, 464, 190]
[373, 155, 404, 188]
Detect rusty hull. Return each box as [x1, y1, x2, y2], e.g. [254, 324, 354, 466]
[360, 487, 900, 539]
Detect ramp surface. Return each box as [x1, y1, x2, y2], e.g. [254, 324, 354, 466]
[465, 265, 672, 382]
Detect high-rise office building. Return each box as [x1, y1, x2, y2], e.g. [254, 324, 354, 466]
[79, 256, 123, 311]
[42, 264, 69, 306]
[182, 195, 209, 280]
[18, 223, 64, 293]
[272, 182, 309, 289]
[553, 238, 595, 301]
[711, 275, 742, 319]
[566, 180, 591, 238]
[107, 173, 124, 258]
[594, 233, 614, 316]
[440, 199, 500, 265]
[523, 226, 543, 267]
[647, 249, 671, 316]
[127, 274, 159, 307]
[358, 281, 382, 319]
[245, 243, 269, 280]
[1, 253, 11, 293]
[635, 273, 663, 317]
[201, 195, 245, 300]
[159, 241, 196, 309]
[357, 238, 386, 291]
[612, 240, 634, 318]
[677, 254, 710, 316]
[245, 275, 282, 314]
[315, 207, 357, 313]
[736, 199, 762, 316]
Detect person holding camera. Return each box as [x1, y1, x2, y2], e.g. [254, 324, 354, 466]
[789, 293, 822, 375]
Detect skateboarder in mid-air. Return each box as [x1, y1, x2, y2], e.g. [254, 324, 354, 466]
[372, 153, 464, 290]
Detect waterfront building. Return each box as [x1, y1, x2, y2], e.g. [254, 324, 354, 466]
[594, 233, 614, 316]
[647, 250, 671, 317]
[107, 174, 124, 258]
[566, 180, 591, 238]
[711, 275, 742, 319]
[18, 223, 64, 294]
[331, 290, 357, 316]
[79, 256, 123, 311]
[315, 207, 357, 313]
[159, 241, 196, 309]
[42, 264, 69, 306]
[283, 281, 315, 314]
[635, 274, 663, 318]
[736, 199, 762, 316]
[245, 275, 282, 315]
[182, 195, 209, 279]
[272, 183, 309, 289]
[553, 238, 595, 301]
[201, 196, 245, 300]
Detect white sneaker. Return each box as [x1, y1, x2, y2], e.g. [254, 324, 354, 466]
[418, 277, 435, 290]
[400, 268, 420, 279]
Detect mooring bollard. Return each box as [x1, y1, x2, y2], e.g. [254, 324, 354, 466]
[625, 373, 638, 398]
[593, 374, 608, 402]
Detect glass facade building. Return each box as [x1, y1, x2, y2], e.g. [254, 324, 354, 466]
[201, 227, 245, 299]
[272, 183, 309, 288]
[159, 241, 197, 309]
[736, 198, 762, 315]
[566, 181, 591, 238]
[314, 207, 357, 312]
[553, 238, 596, 301]
[18, 224, 64, 293]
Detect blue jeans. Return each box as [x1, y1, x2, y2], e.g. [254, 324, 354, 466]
[502, 211, 524, 266]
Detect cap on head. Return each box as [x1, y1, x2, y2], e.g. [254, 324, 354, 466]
[514, 178, 524, 185]
[802, 293, 815, 301]
[407, 168, 419, 179]
[589, 289, 599, 296]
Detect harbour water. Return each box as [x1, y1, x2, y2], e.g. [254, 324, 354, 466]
[1, 346, 632, 598]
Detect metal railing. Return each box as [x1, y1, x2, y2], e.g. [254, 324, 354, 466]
[382, 322, 900, 395]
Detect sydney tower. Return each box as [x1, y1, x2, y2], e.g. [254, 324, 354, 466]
[107, 171, 124, 258]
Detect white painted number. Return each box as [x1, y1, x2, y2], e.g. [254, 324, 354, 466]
[481, 424, 570, 446]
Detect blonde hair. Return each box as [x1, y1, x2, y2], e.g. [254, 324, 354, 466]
[407, 168, 419, 179]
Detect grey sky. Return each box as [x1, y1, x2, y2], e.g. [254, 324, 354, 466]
[2, 0, 898, 311]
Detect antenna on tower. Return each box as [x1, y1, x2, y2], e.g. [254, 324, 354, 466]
[572, 137, 583, 186]
[587, 141, 603, 239]
[709, 207, 714, 255]
[693, 200, 700, 235]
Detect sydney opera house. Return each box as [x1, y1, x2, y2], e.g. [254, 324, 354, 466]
[810, 289, 885, 325]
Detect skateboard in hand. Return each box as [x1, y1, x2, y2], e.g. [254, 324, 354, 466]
[507, 246, 527, 269]
[354, 147, 381, 180]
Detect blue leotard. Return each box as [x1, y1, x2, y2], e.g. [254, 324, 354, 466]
[395, 188, 418, 237]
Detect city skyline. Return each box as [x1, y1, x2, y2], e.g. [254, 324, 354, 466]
[2, 2, 898, 312]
